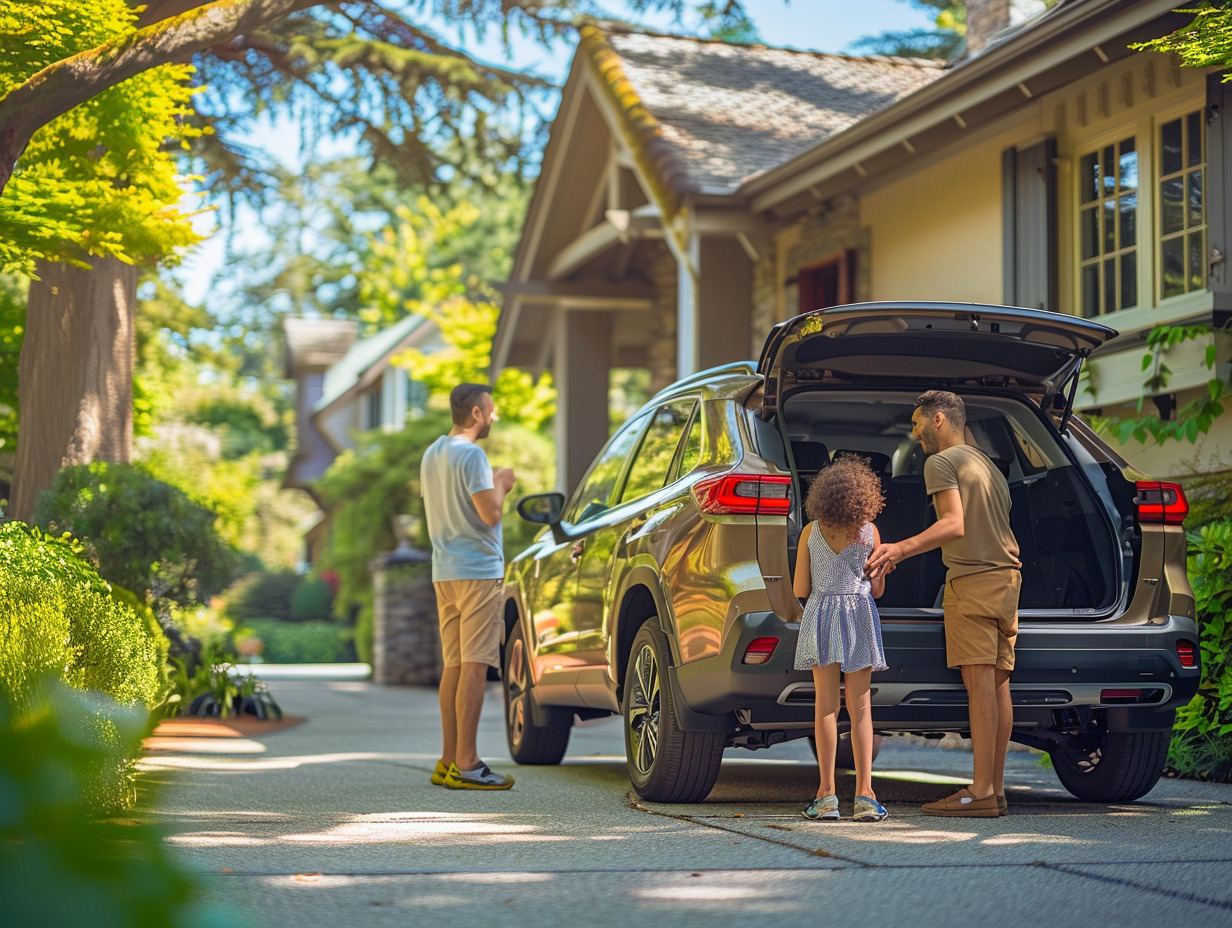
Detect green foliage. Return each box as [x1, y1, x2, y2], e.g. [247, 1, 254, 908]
[290, 574, 334, 621]
[1168, 518, 1232, 782]
[242, 620, 353, 664]
[1090, 323, 1230, 446]
[1131, 5, 1232, 79]
[221, 570, 301, 622]
[0, 0, 205, 275]
[316, 413, 554, 660]
[0, 271, 23, 457]
[0, 681, 231, 928]
[33, 462, 241, 605]
[0, 521, 168, 810]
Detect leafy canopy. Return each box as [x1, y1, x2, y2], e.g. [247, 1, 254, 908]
[0, 0, 205, 275]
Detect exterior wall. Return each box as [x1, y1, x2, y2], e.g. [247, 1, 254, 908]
[648, 244, 678, 392]
[861, 129, 1017, 303]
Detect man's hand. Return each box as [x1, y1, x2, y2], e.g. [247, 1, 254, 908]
[493, 466, 516, 493]
[865, 541, 905, 579]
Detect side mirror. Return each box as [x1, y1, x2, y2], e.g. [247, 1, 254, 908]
[517, 492, 565, 526]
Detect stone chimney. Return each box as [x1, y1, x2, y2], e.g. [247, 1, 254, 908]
[965, 0, 1013, 57]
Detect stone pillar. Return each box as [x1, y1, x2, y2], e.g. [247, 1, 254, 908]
[554, 310, 613, 493]
[697, 236, 753, 369]
[370, 546, 442, 686]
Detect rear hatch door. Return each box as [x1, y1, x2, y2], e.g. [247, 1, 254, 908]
[757, 302, 1117, 423]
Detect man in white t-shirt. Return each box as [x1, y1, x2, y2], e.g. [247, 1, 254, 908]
[420, 383, 516, 789]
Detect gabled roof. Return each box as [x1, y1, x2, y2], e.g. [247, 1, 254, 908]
[282, 317, 358, 377]
[590, 30, 946, 196]
[314, 313, 431, 415]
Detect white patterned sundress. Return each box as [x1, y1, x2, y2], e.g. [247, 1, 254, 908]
[793, 521, 888, 673]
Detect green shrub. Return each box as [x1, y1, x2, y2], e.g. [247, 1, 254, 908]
[221, 569, 299, 622]
[290, 574, 333, 621]
[0, 680, 233, 928]
[316, 413, 554, 661]
[33, 461, 240, 604]
[0, 522, 168, 811]
[1167, 519, 1232, 782]
[242, 620, 353, 664]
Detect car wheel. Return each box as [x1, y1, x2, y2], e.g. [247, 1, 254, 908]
[623, 621, 724, 803]
[503, 622, 570, 765]
[808, 733, 884, 770]
[1049, 728, 1171, 802]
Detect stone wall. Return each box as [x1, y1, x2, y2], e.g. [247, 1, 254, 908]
[370, 550, 442, 686]
[751, 194, 868, 355]
[646, 243, 678, 393]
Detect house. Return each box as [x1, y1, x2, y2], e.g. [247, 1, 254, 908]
[492, 0, 1230, 491]
[283, 313, 439, 500]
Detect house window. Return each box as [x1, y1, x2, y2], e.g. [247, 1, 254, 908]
[1078, 136, 1138, 317]
[1159, 111, 1206, 300]
[364, 389, 382, 430]
[797, 250, 855, 315]
[1074, 108, 1207, 317]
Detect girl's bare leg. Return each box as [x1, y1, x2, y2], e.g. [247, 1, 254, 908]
[844, 667, 876, 799]
[812, 663, 841, 796]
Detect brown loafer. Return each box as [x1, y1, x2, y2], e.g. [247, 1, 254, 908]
[921, 787, 1000, 817]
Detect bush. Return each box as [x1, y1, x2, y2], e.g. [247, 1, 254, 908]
[221, 570, 299, 622]
[33, 461, 240, 605]
[0, 680, 233, 928]
[1167, 519, 1232, 782]
[290, 574, 333, 621]
[316, 413, 554, 661]
[242, 620, 353, 664]
[0, 522, 168, 811]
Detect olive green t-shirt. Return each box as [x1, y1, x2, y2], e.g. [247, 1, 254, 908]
[923, 444, 1020, 579]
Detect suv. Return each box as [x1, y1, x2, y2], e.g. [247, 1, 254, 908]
[500, 302, 1200, 803]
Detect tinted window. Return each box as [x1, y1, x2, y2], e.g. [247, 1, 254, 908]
[620, 401, 695, 504]
[674, 405, 703, 477]
[565, 413, 648, 523]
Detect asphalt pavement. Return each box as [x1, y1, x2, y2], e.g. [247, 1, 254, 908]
[141, 670, 1232, 928]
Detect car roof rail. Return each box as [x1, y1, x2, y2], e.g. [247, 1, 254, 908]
[647, 360, 759, 403]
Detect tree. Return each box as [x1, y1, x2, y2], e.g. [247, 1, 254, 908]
[1131, 4, 1232, 77]
[848, 0, 965, 59]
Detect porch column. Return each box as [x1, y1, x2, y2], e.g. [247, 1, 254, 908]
[697, 237, 754, 369]
[554, 310, 612, 494]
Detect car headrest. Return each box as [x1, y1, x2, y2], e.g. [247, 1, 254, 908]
[791, 440, 830, 472]
[832, 450, 891, 474]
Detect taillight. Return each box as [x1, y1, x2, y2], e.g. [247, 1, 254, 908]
[1177, 640, 1197, 668]
[693, 473, 793, 515]
[742, 637, 780, 665]
[1135, 481, 1188, 525]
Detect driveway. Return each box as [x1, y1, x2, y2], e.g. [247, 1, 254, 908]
[142, 674, 1232, 928]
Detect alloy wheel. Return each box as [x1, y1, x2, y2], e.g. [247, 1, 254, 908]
[506, 635, 528, 750]
[627, 641, 661, 777]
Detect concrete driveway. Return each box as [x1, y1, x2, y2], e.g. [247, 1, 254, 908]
[142, 673, 1232, 928]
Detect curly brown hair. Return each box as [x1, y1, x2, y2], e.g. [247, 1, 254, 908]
[804, 454, 885, 528]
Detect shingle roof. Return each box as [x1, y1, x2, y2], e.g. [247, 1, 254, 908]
[314, 313, 429, 414]
[600, 31, 946, 195]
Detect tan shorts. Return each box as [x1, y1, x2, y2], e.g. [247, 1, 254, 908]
[434, 578, 504, 668]
[942, 568, 1021, 670]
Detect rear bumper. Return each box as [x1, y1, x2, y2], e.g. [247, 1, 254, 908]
[671, 611, 1201, 736]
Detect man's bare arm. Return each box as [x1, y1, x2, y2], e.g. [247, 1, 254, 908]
[471, 466, 516, 527]
[865, 488, 964, 576]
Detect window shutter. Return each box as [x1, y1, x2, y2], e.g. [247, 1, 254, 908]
[1208, 73, 1231, 316]
[1002, 138, 1057, 311]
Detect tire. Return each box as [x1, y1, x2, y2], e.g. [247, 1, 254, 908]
[503, 623, 570, 765]
[808, 733, 884, 770]
[623, 621, 725, 803]
[1049, 728, 1171, 802]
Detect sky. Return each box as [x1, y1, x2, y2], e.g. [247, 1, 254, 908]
[178, 0, 938, 304]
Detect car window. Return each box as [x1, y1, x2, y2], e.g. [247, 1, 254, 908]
[674, 404, 703, 477]
[565, 412, 649, 523]
[620, 401, 696, 504]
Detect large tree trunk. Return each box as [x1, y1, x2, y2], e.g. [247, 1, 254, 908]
[9, 258, 136, 523]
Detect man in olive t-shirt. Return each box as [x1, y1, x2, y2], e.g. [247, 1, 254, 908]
[865, 390, 1021, 818]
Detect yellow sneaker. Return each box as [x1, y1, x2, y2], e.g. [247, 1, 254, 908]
[430, 760, 449, 786]
[443, 762, 514, 790]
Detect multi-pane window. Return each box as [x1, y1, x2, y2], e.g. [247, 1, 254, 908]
[1079, 137, 1138, 317]
[1159, 110, 1206, 300]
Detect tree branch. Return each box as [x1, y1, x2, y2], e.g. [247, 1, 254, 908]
[0, 0, 325, 195]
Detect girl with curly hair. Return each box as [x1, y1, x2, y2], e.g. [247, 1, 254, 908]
[793, 453, 889, 822]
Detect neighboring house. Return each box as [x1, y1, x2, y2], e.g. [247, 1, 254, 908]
[283, 313, 439, 500]
[493, 0, 1231, 491]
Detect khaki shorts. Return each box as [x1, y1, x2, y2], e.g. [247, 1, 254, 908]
[941, 568, 1021, 670]
[434, 578, 504, 668]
